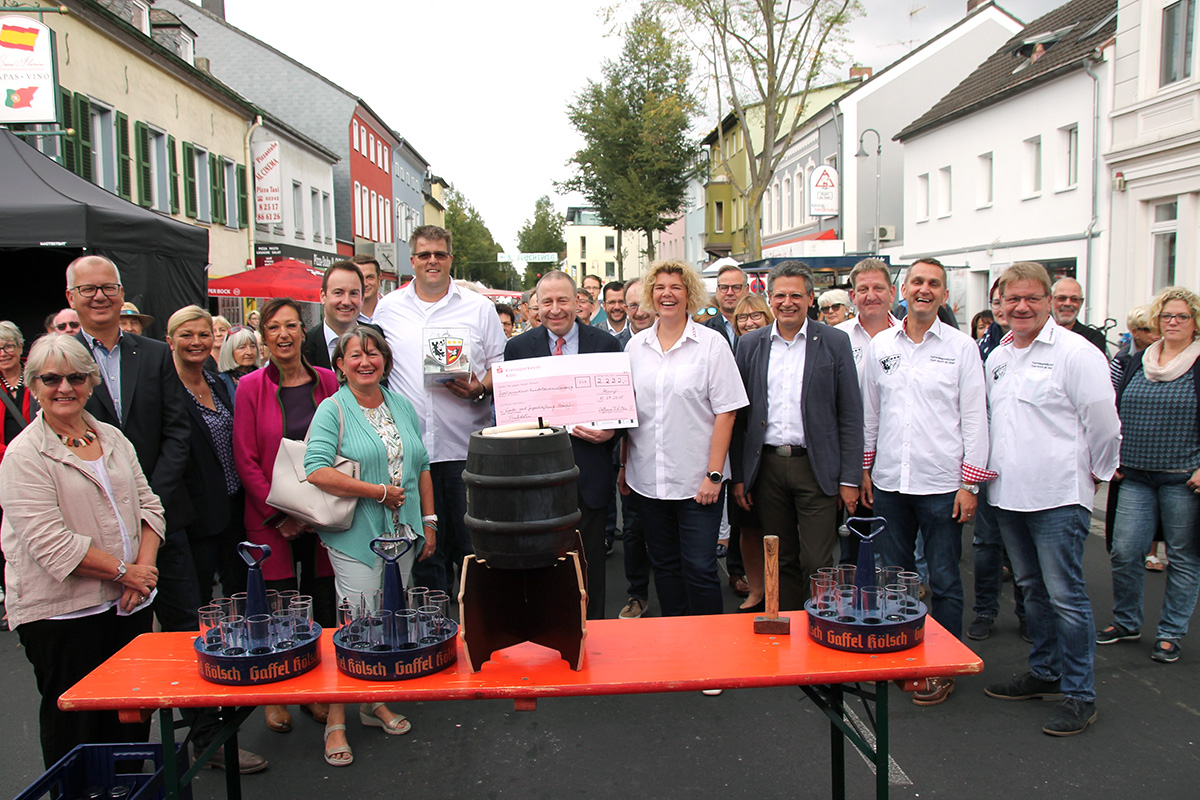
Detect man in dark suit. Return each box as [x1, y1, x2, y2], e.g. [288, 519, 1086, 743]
[505, 270, 621, 619]
[302, 260, 364, 369]
[67, 255, 196, 630]
[705, 263, 747, 349]
[731, 261, 864, 611]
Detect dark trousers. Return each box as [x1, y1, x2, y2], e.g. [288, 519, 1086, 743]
[622, 491, 650, 600]
[19, 608, 154, 768]
[635, 489, 725, 616]
[754, 452, 838, 611]
[411, 460, 472, 594]
[190, 492, 248, 605]
[153, 527, 203, 633]
[724, 486, 744, 577]
[579, 492, 607, 619]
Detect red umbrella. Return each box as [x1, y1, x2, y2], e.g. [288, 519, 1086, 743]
[207, 258, 324, 303]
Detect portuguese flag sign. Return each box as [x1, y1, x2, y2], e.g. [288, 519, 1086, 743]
[5, 86, 35, 108]
[0, 15, 54, 124]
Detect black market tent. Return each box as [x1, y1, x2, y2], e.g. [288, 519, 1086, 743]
[0, 129, 207, 340]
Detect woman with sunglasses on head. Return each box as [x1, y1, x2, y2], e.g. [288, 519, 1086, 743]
[0, 335, 163, 768]
[217, 325, 262, 400]
[233, 298, 339, 735]
[729, 295, 774, 612]
[1099, 287, 1200, 664]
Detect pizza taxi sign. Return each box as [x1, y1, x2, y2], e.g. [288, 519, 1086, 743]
[0, 16, 56, 125]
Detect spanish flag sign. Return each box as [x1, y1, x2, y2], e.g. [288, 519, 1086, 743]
[0, 15, 54, 124]
[0, 23, 38, 51]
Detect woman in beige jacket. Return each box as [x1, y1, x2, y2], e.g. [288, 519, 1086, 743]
[0, 334, 164, 768]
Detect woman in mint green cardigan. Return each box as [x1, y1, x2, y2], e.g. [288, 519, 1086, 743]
[306, 326, 434, 767]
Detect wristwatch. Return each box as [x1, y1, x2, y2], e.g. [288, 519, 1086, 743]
[707, 470, 723, 484]
[113, 559, 128, 582]
[959, 482, 979, 495]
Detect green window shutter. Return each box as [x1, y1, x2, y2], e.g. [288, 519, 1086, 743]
[73, 92, 92, 182]
[134, 122, 152, 208]
[59, 87, 75, 172]
[236, 163, 248, 229]
[168, 135, 180, 214]
[115, 112, 131, 200]
[182, 141, 197, 218]
[209, 156, 224, 225]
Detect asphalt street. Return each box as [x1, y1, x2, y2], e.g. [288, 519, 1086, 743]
[4, 489, 1199, 799]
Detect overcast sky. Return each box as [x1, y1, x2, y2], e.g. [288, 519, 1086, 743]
[215, 0, 1064, 254]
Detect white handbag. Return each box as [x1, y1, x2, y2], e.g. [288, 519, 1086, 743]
[266, 399, 360, 531]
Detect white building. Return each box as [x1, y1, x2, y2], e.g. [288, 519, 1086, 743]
[1106, 0, 1200, 325]
[895, 0, 1116, 326]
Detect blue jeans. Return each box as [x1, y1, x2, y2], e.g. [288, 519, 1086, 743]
[995, 505, 1096, 702]
[411, 460, 472, 594]
[622, 491, 650, 600]
[972, 484, 1025, 621]
[1109, 469, 1200, 640]
[634, 490, 724, 616]
[872, 490, 964, 640]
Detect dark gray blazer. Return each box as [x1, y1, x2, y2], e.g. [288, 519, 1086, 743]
[730, 321, 863, 496]
[704, 313, 736, 350]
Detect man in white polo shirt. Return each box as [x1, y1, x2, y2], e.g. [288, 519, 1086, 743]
[373, 225, 508, 593]
[837, 258, 899, 380]
[982, 261, 1120, 737]
[861, 257, 993, 707]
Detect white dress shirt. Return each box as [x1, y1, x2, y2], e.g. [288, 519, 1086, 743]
[862, 319, 993, 495]
[836, 314, 899, 380]
[373, 281, 507, 463]
[322, 320, 340, 363]
[547, 323, 579, 356]
[624, 319, 748, 500]
[985, 318, 1121, 512]
[764, 320, 809, 447]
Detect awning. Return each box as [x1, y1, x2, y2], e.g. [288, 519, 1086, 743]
[208, 258, 324, 303]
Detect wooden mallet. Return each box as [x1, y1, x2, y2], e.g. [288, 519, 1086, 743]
[754, 535, 790, 635]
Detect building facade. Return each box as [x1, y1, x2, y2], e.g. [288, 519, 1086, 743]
[563, 207, 658, 284]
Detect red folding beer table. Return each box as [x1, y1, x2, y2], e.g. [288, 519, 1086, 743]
[60, 613, 982, 800]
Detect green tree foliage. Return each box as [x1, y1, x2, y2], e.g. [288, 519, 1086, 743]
[516, 195, 567, 288]
[444, 185, 517, 289]
[562, 4, 697, 263]
[655, 0, 857, 259]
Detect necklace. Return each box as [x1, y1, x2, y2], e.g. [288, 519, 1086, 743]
[59, 428, 98, 448]
[0, 371, 21, 395]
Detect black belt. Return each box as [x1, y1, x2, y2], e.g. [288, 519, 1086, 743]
[766, 444, 806, 457]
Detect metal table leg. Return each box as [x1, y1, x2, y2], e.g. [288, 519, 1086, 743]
[800, 682, 890, 800]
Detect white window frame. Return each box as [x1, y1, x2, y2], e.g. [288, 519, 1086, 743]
[1059, 125, 1079, 191]
[1024, 136, 1042, 198]
[353, 181, 362, 236]
[352, 120, 359, 153]
[311, 187, 321, 241]
[1160, 0, 1197, 87]
[937, 166, 952, 218]
[193, 145, 211, 223]
[977, 153, 994, 208]
[292, 180, 304, 238]
[322, 192, 333, 244]
[1151, 198, 1179, 290]
[224, 160, 238, 228]
[916, 173, 930, 222]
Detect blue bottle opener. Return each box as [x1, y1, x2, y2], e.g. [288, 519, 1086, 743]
[238, 541, 272, 618]
[370, 531, 415, 613]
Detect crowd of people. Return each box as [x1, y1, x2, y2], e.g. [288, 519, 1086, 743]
[1, 230, 1195, 777]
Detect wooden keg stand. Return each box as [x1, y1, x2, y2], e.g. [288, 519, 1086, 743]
[458, 422, 589, 674]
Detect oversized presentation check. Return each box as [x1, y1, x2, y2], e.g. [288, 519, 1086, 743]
[492, 352, 639, 429]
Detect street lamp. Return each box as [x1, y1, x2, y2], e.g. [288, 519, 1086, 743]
[855, 128, 882, 255]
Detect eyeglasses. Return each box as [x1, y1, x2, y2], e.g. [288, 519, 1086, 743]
[771, 292, 810, 304]
[413, 251, 451, 262]
[70, 283, 122, 298]
[716, 283, 746, 293]
[822, 304, 846, 311]
[626, 302, 641, 311]
[1052, 295, 1083, 305]
[54, 321, 81, 331]
[989, 299, 1002, 308]
[37, 372, 90, 387]
[0, 342, 18, 354]
[736, 311, 767, 322]
[1000, 294, 1047, 307]
[1159, 312, 1194, 324]
[263, 321, 303, 334]
[228, 325, 252, 334]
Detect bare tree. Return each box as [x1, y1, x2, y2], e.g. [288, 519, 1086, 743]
[657, 0, 857, 259]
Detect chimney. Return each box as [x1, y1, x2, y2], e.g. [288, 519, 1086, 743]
[967, 0, 988, 12]
[850, 65, 873, 80]
[195, 56, 211, 74]
[201, 0, 226, 19]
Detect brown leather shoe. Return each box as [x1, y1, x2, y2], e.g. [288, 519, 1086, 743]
[264, 704, 292, 733]
[912, 677, 955, 706]
[204, 745, 268, 774]
[730, 575, 750, 597]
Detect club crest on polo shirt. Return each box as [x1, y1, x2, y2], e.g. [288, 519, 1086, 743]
[880, 354, 901, 374]
[992, 363, 1007, 382]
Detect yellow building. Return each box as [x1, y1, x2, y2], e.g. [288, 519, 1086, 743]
[423, 174, 448, 229]
[563, 207, 658, 284]
[701, 81, 862, 261]
[13, 0, 259, 274]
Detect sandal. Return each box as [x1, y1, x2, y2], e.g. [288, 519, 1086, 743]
[1151, 639, 1181, 663]
[1145, 555, 1165, 572]
[360, 702, 411, 735]
[324, 723, 353, 766]
[264, 705, 292, 733]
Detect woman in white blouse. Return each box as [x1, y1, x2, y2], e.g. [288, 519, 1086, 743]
[619, 260, 748, 616]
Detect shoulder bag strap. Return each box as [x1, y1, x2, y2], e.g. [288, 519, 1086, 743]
[0, 388, 27, 431]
